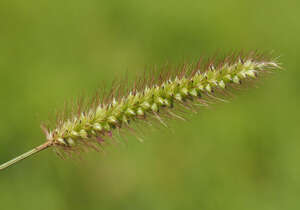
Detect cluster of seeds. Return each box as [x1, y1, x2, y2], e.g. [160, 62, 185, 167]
[45, 54, 279, 152]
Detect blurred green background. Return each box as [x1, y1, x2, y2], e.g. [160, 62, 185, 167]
[0, 0, 299, 209]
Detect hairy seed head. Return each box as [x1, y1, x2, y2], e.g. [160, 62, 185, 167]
[44, 52, 280, 154]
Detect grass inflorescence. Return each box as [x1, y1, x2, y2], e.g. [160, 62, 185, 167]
[0, 51, 281, 170]
[44, 51, 280, 156]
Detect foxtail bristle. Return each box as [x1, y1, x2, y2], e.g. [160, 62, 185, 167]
[44, 51, 281, 155]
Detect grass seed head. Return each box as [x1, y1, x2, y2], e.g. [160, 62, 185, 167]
[44, 51, 281, 155]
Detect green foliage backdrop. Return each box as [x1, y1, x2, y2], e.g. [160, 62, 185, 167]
[0, 0, 299, 209]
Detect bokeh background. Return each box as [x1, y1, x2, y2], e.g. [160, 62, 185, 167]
[0, 0, 299, 209]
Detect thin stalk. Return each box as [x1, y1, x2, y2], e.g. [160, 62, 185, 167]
[0, 141, 52, 171]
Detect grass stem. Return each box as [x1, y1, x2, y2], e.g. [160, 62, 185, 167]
[0, 141, 52, 171]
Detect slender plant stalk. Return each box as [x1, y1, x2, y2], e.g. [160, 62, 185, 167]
[0, 141, 52, 170]
[0, 52, 281, 171]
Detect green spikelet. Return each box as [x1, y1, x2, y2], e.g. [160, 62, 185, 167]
[0, 52, 281, 170]
[47, 53, 280, 151]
